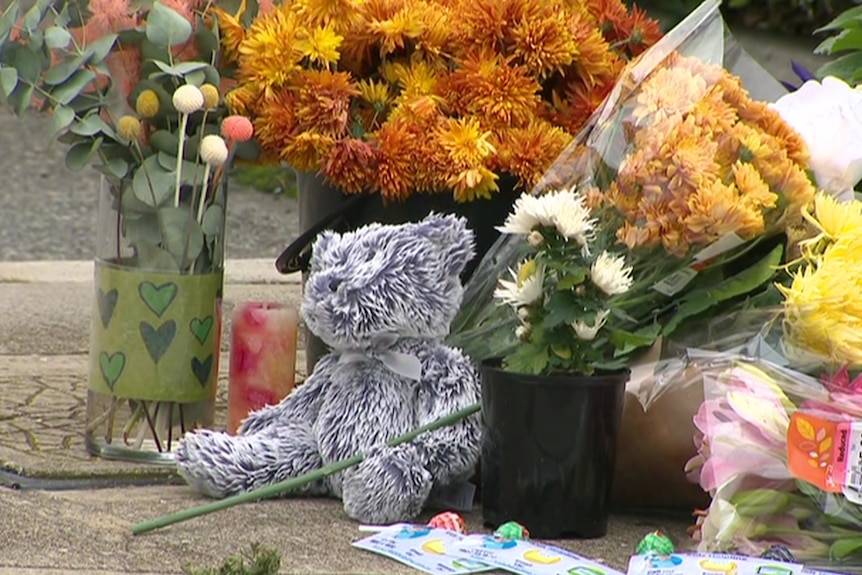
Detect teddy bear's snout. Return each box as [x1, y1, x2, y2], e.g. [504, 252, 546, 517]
[328, 278, 342, 292]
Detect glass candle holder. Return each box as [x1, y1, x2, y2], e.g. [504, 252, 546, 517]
[227, 302, 299, 434]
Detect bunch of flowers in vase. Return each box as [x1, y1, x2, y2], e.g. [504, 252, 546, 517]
[0, 0, 254, 459]
[212, 0, 662, 201]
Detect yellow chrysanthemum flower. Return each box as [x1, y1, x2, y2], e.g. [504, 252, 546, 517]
[295, 24, 344, 67]
[450, 166, 500, 202]
[237, 6, 304, 96]
[805, 192, 862, 242]
[357, 79, 392, 110]
[436, 117, 495, 166]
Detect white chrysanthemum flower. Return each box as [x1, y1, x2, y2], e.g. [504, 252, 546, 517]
[494, 263, 545, 307]
[550, 189, 596, 247]
[497, 193, 555, 235]
[172, 84, 204, 114]
[200, 134, 229, 165]
[572, 309, 610, 341]
[590, 251, 634, 296]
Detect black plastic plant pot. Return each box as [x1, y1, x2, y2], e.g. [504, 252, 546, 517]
[479, 361, 629, 539]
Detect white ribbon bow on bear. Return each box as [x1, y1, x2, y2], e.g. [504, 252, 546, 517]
[336, 333, 423, 381]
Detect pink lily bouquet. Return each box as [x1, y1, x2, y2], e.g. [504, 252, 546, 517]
[682, 192, 862, 569]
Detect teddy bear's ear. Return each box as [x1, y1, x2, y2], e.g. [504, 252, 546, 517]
[413, 213, 476, 276]
[309, 230, 340, 270]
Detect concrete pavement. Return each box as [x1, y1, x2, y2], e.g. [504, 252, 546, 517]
[0, 257, 695, 574]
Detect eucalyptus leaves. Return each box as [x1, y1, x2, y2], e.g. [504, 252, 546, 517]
[0, 0, 259, 274]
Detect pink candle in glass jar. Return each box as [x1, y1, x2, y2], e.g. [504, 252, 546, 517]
[227, 302, 299, 435]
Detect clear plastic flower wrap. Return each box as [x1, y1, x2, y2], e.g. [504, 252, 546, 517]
[626, 189, 862, 570]
[446, 0, 814, 370]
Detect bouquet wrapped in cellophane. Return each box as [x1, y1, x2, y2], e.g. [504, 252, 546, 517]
[640, 191, 862, 571]
[447, 0, 816, 371]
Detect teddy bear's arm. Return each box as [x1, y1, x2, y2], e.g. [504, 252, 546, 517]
[411, 347, 483, 483]
[236, 353, 337, 435]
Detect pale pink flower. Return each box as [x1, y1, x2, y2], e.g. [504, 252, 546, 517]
[687, 366, 794, 493]
[105, 48, 142, 102]
[258, 0, 275, 14]
[88, 0, 136, 36]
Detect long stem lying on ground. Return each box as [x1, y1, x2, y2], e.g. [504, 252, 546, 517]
[131, 403, 481, 535]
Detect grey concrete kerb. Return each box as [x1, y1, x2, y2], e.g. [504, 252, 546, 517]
[0, 259, 302, 285]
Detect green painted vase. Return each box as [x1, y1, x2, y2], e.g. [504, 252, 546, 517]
[85, 175, 227, 463]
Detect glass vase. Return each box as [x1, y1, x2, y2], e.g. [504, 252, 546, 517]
[85, 174, 227, 463]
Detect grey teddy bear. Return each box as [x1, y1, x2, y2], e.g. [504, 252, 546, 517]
[174, 213, 483, 524]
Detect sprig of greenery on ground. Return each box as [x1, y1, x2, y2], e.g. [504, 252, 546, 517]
[182, 543, 281, 575]
[232, 164, 297, 197]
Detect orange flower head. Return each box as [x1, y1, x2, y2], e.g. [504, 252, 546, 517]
[510, 9, 578, 78]
[293, 0, 363, 30]
[254, 88, 299, 157]
[212, 6, 247, 64]
[323, 138, 380, 194]
[371, 118, 419, 201]
[444, 51, 541, 128]
[294, 69, 360, 137]
[283, 131, 337, 171]
[225, 84, 260, 116]
[633, 66, 709, 127]
[567, 10, 622, 87]
[685, 180, 758, 243]
[733, 161, 778, 211]
[494, 120, 573, 190]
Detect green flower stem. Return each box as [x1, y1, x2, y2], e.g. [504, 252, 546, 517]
[173, 113, 191, 207]
[196, 163, 213, 224]
[131, 403, 481, 536]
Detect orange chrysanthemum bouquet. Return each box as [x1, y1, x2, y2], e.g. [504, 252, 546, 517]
[214, 0, 661, 202]
[449, 0, 817, 371]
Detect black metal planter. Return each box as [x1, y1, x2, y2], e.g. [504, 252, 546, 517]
[276, 171, 522, 375]
[479, 362, 629, 539]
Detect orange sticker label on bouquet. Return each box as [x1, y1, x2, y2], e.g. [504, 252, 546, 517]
[787, 412, 862, 494]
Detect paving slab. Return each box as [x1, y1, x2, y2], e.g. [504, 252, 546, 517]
[0, 484, 693, 574]
[0, 353, 307, 484]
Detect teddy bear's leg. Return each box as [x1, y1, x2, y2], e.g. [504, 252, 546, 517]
[341, 443, 434, 525]
[175, 421, 327, 499]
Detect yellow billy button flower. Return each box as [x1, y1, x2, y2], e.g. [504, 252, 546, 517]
[135, 90, 160, 118]
[200, 83, 220, 109]
[117, 116, 143, 142]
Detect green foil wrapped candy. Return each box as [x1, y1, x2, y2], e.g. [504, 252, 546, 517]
[494, 521, 530, 541]
[636, 531, 675, 556]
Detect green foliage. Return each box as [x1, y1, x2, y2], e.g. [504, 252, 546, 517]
[0, 0, 259, 275]
[633, 0, 860, 35]
[182, 543, 281, 575]
[812, 5, 862, 83]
